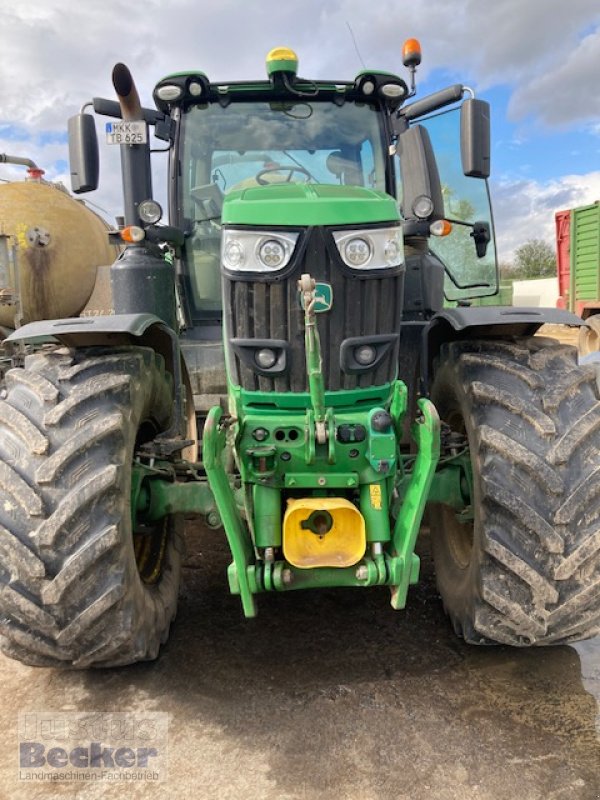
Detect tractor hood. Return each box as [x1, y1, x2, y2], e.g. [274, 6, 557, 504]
[221, 183, 400, 227]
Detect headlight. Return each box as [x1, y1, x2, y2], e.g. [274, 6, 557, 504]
[258, 239, 286, 269]
[223, 240, 245, 268]
[354, 344, 377, 365]
[138, 199, 163, 224]
[255, 348, 278, 369]
[221, 229, 299, 272]
[343, 237, 372, 268]
[333, 227, 404, 270]
[412, 195, 434, 219]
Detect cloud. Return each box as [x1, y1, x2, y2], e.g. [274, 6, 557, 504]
[2, 1, 599, 131]
[316, 0, 600, 125]
[491, 171, 600, 262]
[508, 28, 600, 125]
[1, 0, 599, 250]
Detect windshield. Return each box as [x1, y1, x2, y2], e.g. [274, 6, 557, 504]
[418, 108, 498, 302]
[179, 100, 388, 316]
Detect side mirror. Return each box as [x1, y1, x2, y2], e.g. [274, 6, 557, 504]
[461, 99, 490, 179]
[397, 124, 444, 221]
[67, 113, 99, 194]
[471, 220, 491, 257]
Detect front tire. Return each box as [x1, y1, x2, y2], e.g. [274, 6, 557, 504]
[430, 337, 600, 646]
[0, 346, 183, 668]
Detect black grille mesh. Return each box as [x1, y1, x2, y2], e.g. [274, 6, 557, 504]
[224, 227, 404, 393]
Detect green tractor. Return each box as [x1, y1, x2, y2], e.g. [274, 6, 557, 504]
[1, 42, 598, 668]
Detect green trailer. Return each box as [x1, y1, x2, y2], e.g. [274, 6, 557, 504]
[556, 202, 600, 353]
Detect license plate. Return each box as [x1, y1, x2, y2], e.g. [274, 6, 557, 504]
[105, 120, 147, 145]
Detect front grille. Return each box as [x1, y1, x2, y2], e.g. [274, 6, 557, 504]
[223, 226, 404, 393]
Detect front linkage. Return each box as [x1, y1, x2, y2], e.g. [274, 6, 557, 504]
[203, 274, 440, 617]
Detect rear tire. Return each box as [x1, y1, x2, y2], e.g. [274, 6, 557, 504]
[0, 346, 183, 667]
[430, 337, 600, 646]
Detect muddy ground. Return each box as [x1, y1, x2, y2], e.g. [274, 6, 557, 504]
[0, 523, 598, 800]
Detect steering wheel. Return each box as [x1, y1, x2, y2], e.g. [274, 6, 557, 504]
[255, 165, 312, 185]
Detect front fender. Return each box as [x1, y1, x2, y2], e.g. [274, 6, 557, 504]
[5, 313, 194, 454]
[431, 306, 583, 334]
[4, 313, 167, 345]
[423, 306, 583, 393]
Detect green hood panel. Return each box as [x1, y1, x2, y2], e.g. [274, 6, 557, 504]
[222, 184, 400, 227]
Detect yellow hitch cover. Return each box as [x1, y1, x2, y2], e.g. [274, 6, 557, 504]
[283, 498, 366, 569]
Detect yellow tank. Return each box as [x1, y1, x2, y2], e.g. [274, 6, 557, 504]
[0, 180, 118, 328]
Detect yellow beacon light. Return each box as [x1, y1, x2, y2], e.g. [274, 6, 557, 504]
[266, 47, 299, 78]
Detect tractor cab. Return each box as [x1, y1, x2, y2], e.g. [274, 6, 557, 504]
[176, 83, 392, 321]
[153, 46, 497, 408]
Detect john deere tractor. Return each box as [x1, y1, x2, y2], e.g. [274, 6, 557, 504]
[1, 43, 599, 668]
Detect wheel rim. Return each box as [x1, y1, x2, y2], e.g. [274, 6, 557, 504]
[442, 409, 474, 570]
[133, 519, 170, 585]
[442, 508, 474, 569]
[579, 319, 600, 356]
[131, 422, 172, 586]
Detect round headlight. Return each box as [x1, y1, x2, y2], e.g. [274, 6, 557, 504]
[224, 240, 245, 269]
[413, 195, 434, 219]
[138, 199, 163, 224]
[384, 236, 402, 265]
[354, 345, 377, 366]
[188, 81, 203, 97]
[255, 348, 277, 369]
[258, 239, 286, 269]
[344, 237, 372, 268]
[362, 80, 375, 96]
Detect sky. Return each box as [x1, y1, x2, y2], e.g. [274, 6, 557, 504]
[0, 0, 599, 264]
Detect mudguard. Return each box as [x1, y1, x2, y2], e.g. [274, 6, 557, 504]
[423, 306, 584, 393]
[4, 313, 194, 453]
[431, 306, 583, 333]
[4, 313, 166, 344]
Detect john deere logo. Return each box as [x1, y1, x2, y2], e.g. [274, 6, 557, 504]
[299, 282, 333, 313]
